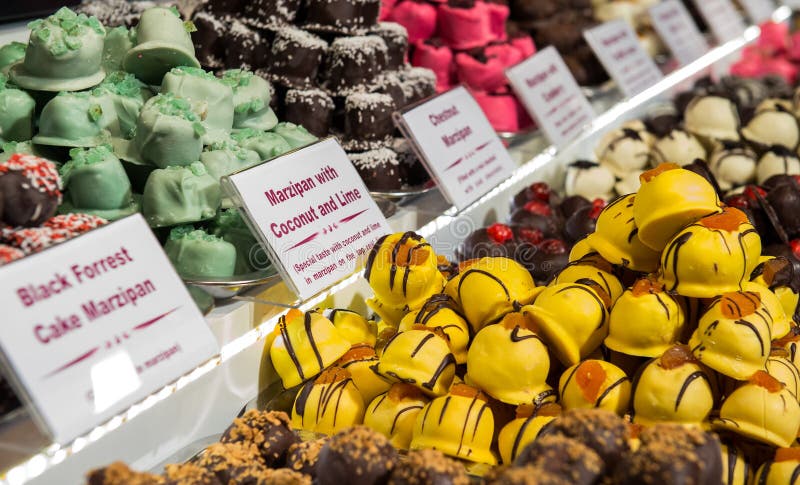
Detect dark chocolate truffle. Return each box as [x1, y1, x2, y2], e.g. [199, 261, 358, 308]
[267, 27, 329, 88]
[192, 11, 227, 69]
[612, 424, 723, 485]
[514, 435, 605, 485]
[0, 154, 62, 228]
[284, 89, 335, 137]
[303, 0, 380, 34]
[388, 449, 469, 485]
[224, 20, 269, 71]
[370, 22, 408, 70]
[286, 438, 328, 478]
[344, 92, 396, 146]
[509, 200, 562, 238]
[350, 148, 405, 191]
[242, 0, 301, 27]
[485, 465, 571, 485]
[325, 36, 388, 93]
[316, 425, 398, 485]
[538, 408, 630, 469]
[767, 179, 800, 239]
[86, 462, 164, 485]
[219, 409, 298, 467]
[163, 464, 221, 485]
[196, 442, 268, 484]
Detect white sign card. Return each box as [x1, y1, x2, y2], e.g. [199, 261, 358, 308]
[395, 86, 516, 210]
[506, 46, 596, 147]
[223, 138, 391, 299]
[649, 0, 710, 65]
[691, 0, 747, 43]
[0, 214, 218, 444]
[583, 19, 665, 97]
[740, 0, 776, 23]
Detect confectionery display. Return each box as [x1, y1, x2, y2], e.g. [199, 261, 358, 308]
[14, 1, 800, 485]
[186, 0, 434, 191]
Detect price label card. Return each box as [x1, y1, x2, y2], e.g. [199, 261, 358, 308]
[691, 0, 747, 43]
[0, 214, 218, 444]
[395, 86, 516, 210]
[223, 138, 391, 299]
[740, 0, 776, 23]
[583, 19, 664, 97]
[649, 0, 710, 65]
[506, 46, 595, 147]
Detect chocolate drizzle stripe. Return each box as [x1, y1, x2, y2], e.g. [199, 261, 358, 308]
[510, 326, 541, 343]
[304, 312, 324, 372]
[456, 396, 479, 456]
[371, 393, 388, 412]
[280, 318, 305, 381]
[790, 464, 800, 484]
[419, 401, 434, 433]
[726, 445, 738, 485]
[654, 293, 670, 319]
[734, 319, 766, 355]
[410, 333, 435, 358]
[595, 377, 629, 407]
[389, 405, 424, 434]
[675, 371, 709, 412]
[402, 244, 430, 297]
[559, 363, 581, 397]
[758, 460, 772, 485]
[511, 414, 539, 461]
[438, 396, 451, 426]
[422, 354, 456, 390]
[472, 403, 487, 440]
[664, 232, 693, 292]
[295, 380, 315, 422]
[364, 234, 388, 281]
[458, 268, 511, 302]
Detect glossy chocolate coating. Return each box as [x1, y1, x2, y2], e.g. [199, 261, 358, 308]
[538, 408, 629, 469]
[220, 410, 298, 467]
[316, 426, 398, 485]
[0, 171, 59, 227]
[514, 435, 604, 485]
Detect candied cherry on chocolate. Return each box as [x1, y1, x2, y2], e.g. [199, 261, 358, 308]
[509, 201, 561, 238]
[487, 222, 514, 244]
[526, 238, 569, 284]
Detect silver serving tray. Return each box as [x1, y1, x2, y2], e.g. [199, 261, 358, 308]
[182, 269, 281, 299]
[370, 185, 437, 201]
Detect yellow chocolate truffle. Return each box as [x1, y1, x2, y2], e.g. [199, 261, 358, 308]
[399, 294, 470, 364]
[364, 232, 446, 325]
[661, 207, 761, 298]
[742, 281, 792, 341]
[523, 281, 611, 366]
[497, 403, 561, 464]
[766, 352, 800, 400]
[720, 442, 752, 485]
[631, 345, 714, 425]
[559, 360, 631, 414]
[568, 238, 595, 262]
[689, 291, 772, 380]
[465, 313, 554, 405]
[444, 257, 540, 333]
[291, 367, 365, 435]
[373, 327, 456, 396]
[553, 253, 624, 303]
[633, 163, 722, 251]
[324, 309, 377, 347]
[585, 194, 661, 272]
[714, 371, 800, 447]
[753, 449, 800, 484]
[410, 384, 496, 465]
[337, 344, 391, 403]
[270, 309, 351, 388]
[363, 383, 429, 450]
[605, 278, 686, 357]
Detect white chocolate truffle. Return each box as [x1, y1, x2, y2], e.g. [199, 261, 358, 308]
[684, 95, 740, 142]
[652, 129, 707, 166]
[565, 161, 616, 201]
[741, 107, 800, 150]
[594, 127, 654, 178]
[615, 170, 643, 196]
[709, 141, 757, 191]
[757, 146, 800, 184]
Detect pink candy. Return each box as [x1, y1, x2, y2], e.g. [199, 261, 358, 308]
[389, 0, 438, 44]
[472, 90, 533, 133]
[758, 21, 789, 55]
[455, 52, 507, 92]
[510, 34, 536, 58]
[437, 2, 493, 50]
[411, 40, 454, 91]
[485, 1, 509, 42]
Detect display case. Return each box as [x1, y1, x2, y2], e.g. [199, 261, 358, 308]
[0, 3, 792, 484]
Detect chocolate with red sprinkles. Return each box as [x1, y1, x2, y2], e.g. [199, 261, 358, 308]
[0, 154, 62, 227]
[44, 213, 107, 234]
[7, 227, 72, 255]
[0, 244, 24, 265]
